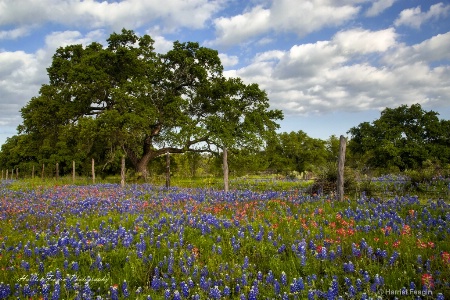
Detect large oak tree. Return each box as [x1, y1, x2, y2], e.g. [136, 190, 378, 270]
[348, 103, 450, 170]
[15, 29, 283, 178]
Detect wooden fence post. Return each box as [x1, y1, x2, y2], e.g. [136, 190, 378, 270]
[32, 165, 35, 179]
[337, 135, 347, 201]
[5, 169, 8, 180]
[165, 151, 170, 188]
[42, 164, 45, 180]
[121, 156, 126, 188]
[223, 146, 229, 192]
[16, 168, 18, 180]
[1, 169, 3, 180]
[92, 158, 95, 184]
[72, 161, 75, 184]
[56, 163, 59, 180]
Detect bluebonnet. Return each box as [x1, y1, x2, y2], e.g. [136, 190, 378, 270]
[343, 261, 355, 273]
[273, 279, 281, 295]
[51, 280, 61, 300]
[122, 280, 129, 298]
[0, 283, 11, 298]
[164, 289, 170, 300]
[223, 286, 231, 296]
[209, 285, 221, 299]
[388, 251, 399, 266]
[173, 290, 181, 300]
[110, 286, 119, 300]
[281, 271, 287, 285]
[180, 281, 189, 297]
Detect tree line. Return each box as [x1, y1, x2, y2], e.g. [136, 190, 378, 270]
[1, 29, 449, 180]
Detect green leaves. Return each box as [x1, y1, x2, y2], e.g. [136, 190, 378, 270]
[348, 103, 450, 170]
[7, 29, 283, 176]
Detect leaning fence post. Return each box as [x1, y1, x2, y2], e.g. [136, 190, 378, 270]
[337, 135, 347, 201]
[92, 158, 95, 184]
[72, 161, 76, 184]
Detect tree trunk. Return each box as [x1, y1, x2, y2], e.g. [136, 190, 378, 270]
[223, 146, 229, 192]
[56, 163, 59, 180]
[136, 155, 151, 181]
[337, 135, 347, 201]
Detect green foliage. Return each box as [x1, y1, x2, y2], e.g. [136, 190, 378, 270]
[265, 130, 328, 174]
[2, 29, 282, 178]
[348, 103, 450, 171]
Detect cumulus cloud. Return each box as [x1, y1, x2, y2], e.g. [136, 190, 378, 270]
[333, 28, 397, 54]
[365, 0, 397, 17]
[228, 29, 450, 116]
[0, 26, 33, 40]
[0, 30, 108, 129]
[0, 50, 43, 128]
[0, 0, 223, 32]
[382, 31, 450, 66]
[394, 2, 450, 29]
[210, 0, 360, 47]
[218, 53, 239, 67]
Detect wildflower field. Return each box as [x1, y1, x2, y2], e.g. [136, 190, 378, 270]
[0, 180, 449, 299]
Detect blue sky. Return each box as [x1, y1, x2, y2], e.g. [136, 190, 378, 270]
[1, 0, 450, 146]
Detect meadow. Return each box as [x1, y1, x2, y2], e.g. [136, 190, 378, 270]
[0, 179, 449, 299]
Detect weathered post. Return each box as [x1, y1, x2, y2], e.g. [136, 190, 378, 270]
[92, 158, 95, 184]
[1, 169, 3, 180]
[337, 135, 347, 201]
[72, 161, 75, 184]
[56, 163, 59, 180]
[5, 169, 8, 180]
[16, 168, 18, 180]
[32, 165, 35, 179]
[165, 151, 170, 188]
[41, 164, 45, 180]
[121, 156, 125, 188]
[223, 146, 229, 192]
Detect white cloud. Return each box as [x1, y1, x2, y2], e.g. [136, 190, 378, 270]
[0, 50, 43, 127]
[212, 5, 270, 47]
[218, 53, 239, 67]
[333, 28, 397, 54]
[152, 36, 174, 54]
[228, 29, 450, 115]
[0, 26, 33, 40]
[394, 3, 450, 29]
[44, 30, 106, 50]
[0, 0, 223, 32]
[210, 0, 360, 47]
[365, 0, 397, 17]
[0, 30, 108, 129]
[383, 31, 450, 66]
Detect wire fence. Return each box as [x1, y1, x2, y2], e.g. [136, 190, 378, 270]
[2, 164, 450, 201]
